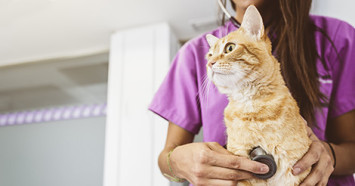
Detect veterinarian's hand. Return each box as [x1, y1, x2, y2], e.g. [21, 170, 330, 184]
[169, 142, 269, 186]
[292, 127, 334, 186]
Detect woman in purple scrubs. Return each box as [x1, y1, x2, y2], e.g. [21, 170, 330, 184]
[149, 0, 355, 185]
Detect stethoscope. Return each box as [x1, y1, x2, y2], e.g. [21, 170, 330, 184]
[223, 144, 277, 179]
[218, 0, 272, 29]
[217, 0, 241, 28]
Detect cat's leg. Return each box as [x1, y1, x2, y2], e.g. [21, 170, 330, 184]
[284, 149, 312, 185]
[227, 144, 251, 157]
[238, 179, 268, 186]
[250, 179, 268, 186]
[236, 180, 252, 186]
[267, 157, 311, 186]
[277, 166, 311, 186]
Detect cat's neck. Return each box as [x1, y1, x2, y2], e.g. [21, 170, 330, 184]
[228, 61, 286, 104]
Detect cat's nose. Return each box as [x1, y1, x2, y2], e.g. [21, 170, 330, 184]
[208, 61, 216, 68]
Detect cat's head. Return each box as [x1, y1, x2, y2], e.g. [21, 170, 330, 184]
[206, 5, 275, 95]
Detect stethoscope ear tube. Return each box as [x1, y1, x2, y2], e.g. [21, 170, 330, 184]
[217, 0, 241, 28]
[229, 17, 241, 28]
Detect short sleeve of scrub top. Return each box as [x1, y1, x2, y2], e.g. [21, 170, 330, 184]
[149, 43, 202, 134]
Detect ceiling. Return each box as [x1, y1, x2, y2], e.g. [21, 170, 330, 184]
[0, 0, 354, 67]
[0, 0, 353, 113]
[0, 0, 221, 66]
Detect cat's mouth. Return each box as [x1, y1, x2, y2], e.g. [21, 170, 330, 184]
[207, 67, 234, 84]
[212, 69, 234, 75]
[211, 71, 234, 83]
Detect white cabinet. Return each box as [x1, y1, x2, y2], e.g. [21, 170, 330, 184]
[104, 23, 179, 186]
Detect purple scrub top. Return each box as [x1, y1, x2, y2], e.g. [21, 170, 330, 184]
[149, 15, 355, 185]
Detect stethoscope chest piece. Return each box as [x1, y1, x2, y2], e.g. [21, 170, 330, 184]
[249, 147, 277, 179]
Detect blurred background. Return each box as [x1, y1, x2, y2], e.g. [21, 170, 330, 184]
[0, 0, 354, 186]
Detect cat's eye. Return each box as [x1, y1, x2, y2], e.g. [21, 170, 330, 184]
[224, 43, 236, 54]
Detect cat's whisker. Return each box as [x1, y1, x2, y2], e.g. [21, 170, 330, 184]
[199, 74, 209, 100]
[205, 78, 213, 107]
[200, 74, 214, 105]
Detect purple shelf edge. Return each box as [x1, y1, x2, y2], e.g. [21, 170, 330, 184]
[0, 103, 107, 126]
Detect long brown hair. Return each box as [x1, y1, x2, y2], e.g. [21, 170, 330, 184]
[224, 0, 328, 124]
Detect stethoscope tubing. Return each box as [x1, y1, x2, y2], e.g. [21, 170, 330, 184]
[217, 0, 241, 28]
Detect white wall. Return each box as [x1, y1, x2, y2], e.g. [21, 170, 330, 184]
[0, 117, 105, 186]
[0, 52, 108, 186]
[312, 0, 355, 26]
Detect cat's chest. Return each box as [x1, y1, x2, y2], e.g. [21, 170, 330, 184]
[223, 101, 284, 134]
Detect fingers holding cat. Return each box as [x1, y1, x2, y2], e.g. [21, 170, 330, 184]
[170, 142, 269, 185]
[207, 142, 269, 174]
[293, 127, 334, 186]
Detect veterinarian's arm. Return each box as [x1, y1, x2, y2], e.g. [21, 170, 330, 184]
[159, 121, 269, 185]
[326, 109, 355, 175]
[158, 121, 194, 182]
[292, 109, 355, 185]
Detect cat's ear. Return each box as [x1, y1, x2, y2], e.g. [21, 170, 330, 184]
[206, 34, 219, 48]
[240, 5, 265, 40]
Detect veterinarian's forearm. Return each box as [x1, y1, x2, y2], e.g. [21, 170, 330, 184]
[158, 148, 177, 179]
[329, 142, 355, 175]
[158, 122, 194, 181]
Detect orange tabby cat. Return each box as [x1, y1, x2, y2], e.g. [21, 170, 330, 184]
[206, 5, 311, 186]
